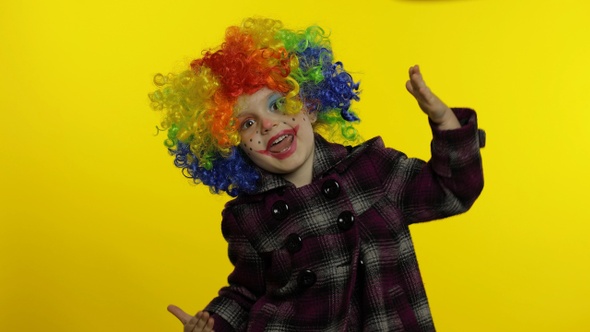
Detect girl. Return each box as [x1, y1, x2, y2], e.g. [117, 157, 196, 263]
[150, 18, 484, 332]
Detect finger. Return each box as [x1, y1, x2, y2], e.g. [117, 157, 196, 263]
[207, 316, 215, 332]
[413, 64, 421, 77]
[408, 64, 419, 77]
[208, 316, 215, 331]
[411, 73, 433, 104]
[405, 79, 414, 94]
[406, 66, 417, 93]
[167, 304, 194, 325]
[186, 311, 215, 332]
[196, 311, 208, 329]
[183, 312, 200, 332]
[406, 76, 428, 103]
[410, 70, 426, 91]
[197, 311, 215, 332]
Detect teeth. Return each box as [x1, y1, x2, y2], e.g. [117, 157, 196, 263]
[272, 135, 288, 146]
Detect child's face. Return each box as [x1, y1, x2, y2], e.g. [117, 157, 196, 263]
[236, 87, 316, 185]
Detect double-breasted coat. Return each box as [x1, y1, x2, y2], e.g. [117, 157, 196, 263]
[205, 108, 485, 331]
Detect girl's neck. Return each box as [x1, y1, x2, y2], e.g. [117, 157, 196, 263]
[282, 149, 315, 188]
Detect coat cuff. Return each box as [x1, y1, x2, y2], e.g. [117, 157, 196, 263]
[206, 296, 248, 332]
[429, 108, 485, 178]
[210, 313, 236, 332]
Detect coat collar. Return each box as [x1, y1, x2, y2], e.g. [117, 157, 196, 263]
[252, 134, 349, 194]
[228, 134, 382, 206]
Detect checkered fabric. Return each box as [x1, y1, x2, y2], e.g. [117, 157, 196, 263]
[205, 108, 485, 331]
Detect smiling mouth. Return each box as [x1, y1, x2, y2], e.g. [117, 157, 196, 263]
[268, 134, 294, 153]
[256, 126, 299, 159]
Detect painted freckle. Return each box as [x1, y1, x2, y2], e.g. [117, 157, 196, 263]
[292, 118, 295, 121]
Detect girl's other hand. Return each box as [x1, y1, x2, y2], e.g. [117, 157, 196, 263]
[167, 305, 215, 332]
[405, 65, 460, 130]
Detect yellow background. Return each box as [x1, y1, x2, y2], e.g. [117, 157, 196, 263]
[1, 0, 589, 331]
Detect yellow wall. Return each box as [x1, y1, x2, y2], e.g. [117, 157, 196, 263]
[1, 0, 589, 331]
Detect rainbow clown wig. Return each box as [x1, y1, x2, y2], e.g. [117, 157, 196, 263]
[149, 18, 361, 197]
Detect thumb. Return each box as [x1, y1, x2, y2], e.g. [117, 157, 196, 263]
[167, 304, 194, 325]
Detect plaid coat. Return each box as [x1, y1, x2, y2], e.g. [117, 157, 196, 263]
[205, 108, 485, 331]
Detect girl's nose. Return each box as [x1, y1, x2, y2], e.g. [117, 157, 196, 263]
[261, 116, 278, 133]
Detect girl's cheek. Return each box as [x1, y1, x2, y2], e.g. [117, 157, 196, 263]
[240, 134, 250, 156]
[241, 132, 263, 157]
[243, 143, 252, 156]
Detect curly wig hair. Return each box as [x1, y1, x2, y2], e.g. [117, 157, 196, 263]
[149, 18, 361, 196]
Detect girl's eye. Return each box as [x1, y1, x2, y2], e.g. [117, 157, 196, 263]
[241, 119, 255, 130]
[269, 95, 285, 113]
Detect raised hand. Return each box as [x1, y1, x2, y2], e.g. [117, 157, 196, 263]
[167, 305, 215, 332]
[405, 65, 460, 130]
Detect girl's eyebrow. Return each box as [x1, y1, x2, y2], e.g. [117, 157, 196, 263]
[268, 92, 282, 102]
[271, 91, 284, 98]
[234, 102, 250, 116]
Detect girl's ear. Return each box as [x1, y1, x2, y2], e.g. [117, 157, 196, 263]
[307, 110, 318, 124]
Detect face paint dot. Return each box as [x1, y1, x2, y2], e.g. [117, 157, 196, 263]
[258, 141, 261, 144]
[249, 148, 252, 151]
[249, 139, 252, 142]
[292, 118, 295, 121]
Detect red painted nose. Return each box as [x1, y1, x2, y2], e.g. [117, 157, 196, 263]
[261, 117, 277, 132]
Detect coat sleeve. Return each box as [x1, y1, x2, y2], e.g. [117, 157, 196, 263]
[204, 208, 266, 331]
[374, 108, 485, 224]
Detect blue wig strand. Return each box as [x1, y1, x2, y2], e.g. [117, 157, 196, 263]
[294, 47, 360, 121]
[172, 142, 260, 196]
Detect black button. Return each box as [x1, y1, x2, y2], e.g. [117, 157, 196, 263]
[337, 211, 355, 231]
[271, 200, 289, 220]
[478, 129, 486, 148]
[285, 233, 302, 254]
[322, 179, 340, 199]
[297, 269, 316, 289]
